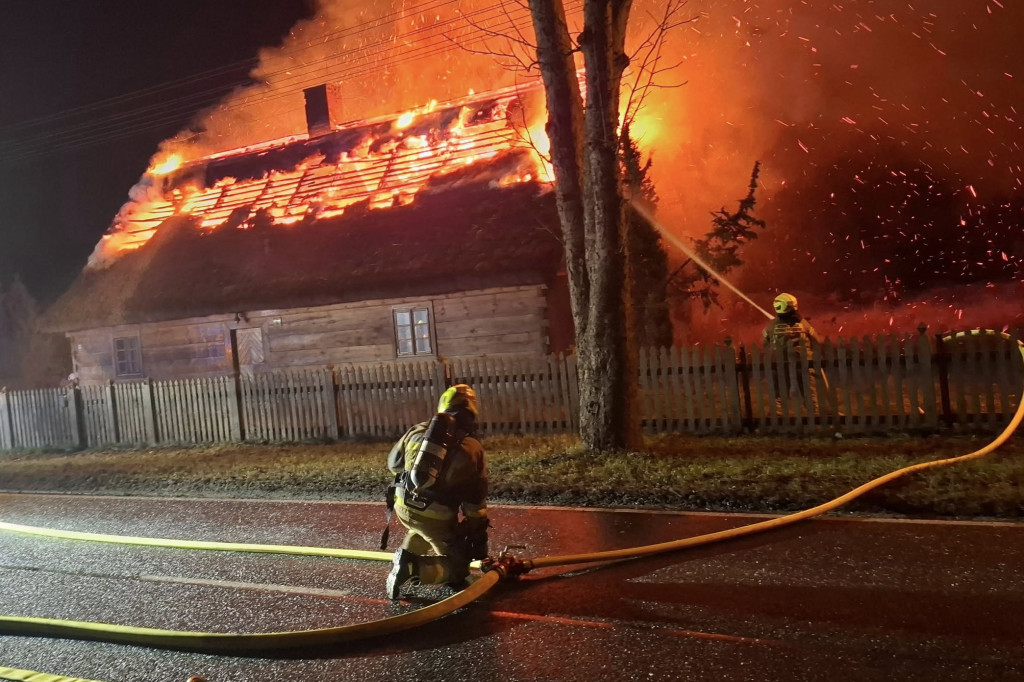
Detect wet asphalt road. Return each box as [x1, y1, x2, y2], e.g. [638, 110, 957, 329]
[0, 493, 1022, 682]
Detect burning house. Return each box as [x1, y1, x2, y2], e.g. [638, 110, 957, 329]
[43, 83, 577, 383]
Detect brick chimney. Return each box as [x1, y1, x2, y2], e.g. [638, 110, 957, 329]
[303, 84, 344, 138]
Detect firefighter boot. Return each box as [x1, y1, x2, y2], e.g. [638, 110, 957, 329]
[386, 548, 418, 600]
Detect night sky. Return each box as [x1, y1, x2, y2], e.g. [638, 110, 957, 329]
[0, 0, 315, 302]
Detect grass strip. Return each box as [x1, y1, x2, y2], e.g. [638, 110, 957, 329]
[0, 434, 1021, 519]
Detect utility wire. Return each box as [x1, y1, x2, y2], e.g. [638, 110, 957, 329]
[0, 1, 544, 164]
[0, 1, 560, 166]
[0, 0, 476, 150]
[0, 0, 465, 136]
[0, 0, 552, 161]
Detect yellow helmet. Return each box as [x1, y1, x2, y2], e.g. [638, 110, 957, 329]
[773, 293, 798, 315]
[438, 384, 479, 416]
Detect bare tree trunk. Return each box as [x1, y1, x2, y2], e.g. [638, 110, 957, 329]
[528, 0, 588, 332]
[530, 0, 641, 451]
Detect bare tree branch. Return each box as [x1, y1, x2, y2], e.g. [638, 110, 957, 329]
[620, 0, 696, 131]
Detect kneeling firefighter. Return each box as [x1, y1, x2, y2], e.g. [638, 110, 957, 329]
[382, 384, 489, 599]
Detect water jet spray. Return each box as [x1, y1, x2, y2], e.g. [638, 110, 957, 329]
[631, 200, 775, 321]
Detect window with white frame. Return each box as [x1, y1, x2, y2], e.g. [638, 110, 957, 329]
[113, 336, 142, 376]
[393, 307, 433, 356]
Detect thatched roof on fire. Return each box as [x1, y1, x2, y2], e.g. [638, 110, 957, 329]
[42, 84, 565, 333]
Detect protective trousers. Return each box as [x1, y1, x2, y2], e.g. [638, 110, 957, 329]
[395, 504, 470, 586]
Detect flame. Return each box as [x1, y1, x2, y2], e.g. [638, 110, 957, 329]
[148, 154, 182, 176]
[394, 99, 439, 130]
[524, 122, 554, 182]
[395, 111, 416, 129]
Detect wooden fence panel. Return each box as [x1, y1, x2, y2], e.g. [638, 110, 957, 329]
[7, 388, 76, 449]
[78, 383, 116, 447]
[747, 345, 804, 434]
[335, 361, 442, 438]
[944, 331, 1022, 428]
[113, 381, 148, 445]
[449, 354, 576, 436]
[4, 331, 1023, 453]
[149, 376, 236, 444]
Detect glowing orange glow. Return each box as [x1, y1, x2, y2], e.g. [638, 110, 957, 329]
[626, 110, 664, 149]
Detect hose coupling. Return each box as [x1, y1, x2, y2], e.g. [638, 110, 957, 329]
[480, 545, 530, 580]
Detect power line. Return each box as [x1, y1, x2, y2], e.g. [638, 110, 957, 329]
[0, 0, 464, 136]
[0, 0, 550, 164]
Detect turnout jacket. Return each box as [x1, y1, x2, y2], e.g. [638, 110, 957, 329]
[388, 422, 488, 521]
[762, 311, 821, 359]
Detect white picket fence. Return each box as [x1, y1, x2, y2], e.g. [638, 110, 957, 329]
[0, 330, 1020, 450]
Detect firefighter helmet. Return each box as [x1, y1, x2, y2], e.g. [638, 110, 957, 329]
[438, 384, 479, 417]
[773, 293, 798, 315]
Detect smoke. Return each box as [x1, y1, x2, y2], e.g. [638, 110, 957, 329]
[155, 0, 530, 164]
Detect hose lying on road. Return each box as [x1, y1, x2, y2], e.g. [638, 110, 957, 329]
[0, 332, 1020, 657]
[0, 570, 502, 655]
[0, 521, 394, 563]
[0, 665, 106, 682]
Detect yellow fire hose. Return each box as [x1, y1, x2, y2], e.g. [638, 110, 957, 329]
[0, 333, 1020, 661]
[0, 666, 106, 682]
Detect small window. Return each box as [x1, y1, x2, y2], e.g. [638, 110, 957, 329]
[394, 307, 433, 356]
[113, 336, 142, 376]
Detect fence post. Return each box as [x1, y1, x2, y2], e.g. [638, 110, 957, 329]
[326, 366, 340, 441]
[441, 357, 453, 390]
[69, 385, 86, 450]
[230, 367, 245, 442]
[226, 374, 243, 442]
[106, 380, 120, 444]
[142, 379, 157, 445]
[330, 366, 343, 439]
[933, 333, 954, 427]
[735, 342, 754, 432]
[0, 388, 12, 450]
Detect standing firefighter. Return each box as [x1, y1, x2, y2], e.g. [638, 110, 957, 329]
[762, 293, 821, 350]
[383, 384, 489, 600]
[762, 293, 823, 401]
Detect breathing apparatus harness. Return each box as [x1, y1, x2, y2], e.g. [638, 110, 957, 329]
[380, 410, 470, 550]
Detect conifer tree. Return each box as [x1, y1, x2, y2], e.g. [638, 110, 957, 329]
[669, 161, 766, 308]
[621, 125, 671, 348]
